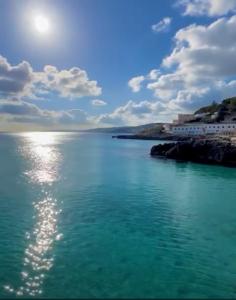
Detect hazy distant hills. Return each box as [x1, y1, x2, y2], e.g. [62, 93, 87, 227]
[85, 123, 165, 134]
[86, 97, 236, 136]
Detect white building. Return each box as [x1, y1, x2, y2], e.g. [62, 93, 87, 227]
[171, 123, 236, 136]
[173, 114, 195, 125]
[163, 123, 172, 132]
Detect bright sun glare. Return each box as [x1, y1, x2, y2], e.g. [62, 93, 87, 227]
[34, 15, 50, 34]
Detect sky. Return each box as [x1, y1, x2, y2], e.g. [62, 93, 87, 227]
[1, 0, 236, 130]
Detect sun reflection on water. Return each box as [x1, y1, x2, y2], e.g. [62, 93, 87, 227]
[22, 132, 62, 185]
[4, 132, 64, 297]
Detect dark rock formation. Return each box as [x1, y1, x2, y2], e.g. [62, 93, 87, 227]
[112, 134, 190, 141]
[150, 139, 236, 166]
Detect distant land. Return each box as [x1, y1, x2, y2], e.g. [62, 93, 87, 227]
[84, 123, 165, 134]
[85, 97, 236, 137]
[111, 96, 236, 140]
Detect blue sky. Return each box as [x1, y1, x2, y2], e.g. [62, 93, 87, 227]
[0, 0, 236, 130]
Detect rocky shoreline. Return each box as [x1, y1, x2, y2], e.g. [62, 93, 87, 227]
[150, 138, 236, 167]
[112, 134, 190, 141]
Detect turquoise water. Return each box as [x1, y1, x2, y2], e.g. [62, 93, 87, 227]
[0, 132, 236, 299]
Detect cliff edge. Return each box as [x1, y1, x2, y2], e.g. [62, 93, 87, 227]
[150, 138, 236, 167]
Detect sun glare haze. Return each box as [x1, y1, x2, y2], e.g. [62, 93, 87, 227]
[34, 15, 50, 34]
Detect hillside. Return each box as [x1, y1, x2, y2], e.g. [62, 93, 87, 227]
[87, 97, 236, 137]
[194, 96, 236, 122]
[136, 124, 164, 136]
[85, 123, 164, 134]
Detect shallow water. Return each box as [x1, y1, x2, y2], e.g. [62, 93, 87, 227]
[0, 132, 236, 298]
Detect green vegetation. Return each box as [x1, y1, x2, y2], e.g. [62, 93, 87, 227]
[222, 97, 236, 112]
[195, 101, 219, 115]
[138, 124, 164, 136]
[194, 97, 236, 122]
[195, 97, 236, 115]
[85, 123, 164, 134]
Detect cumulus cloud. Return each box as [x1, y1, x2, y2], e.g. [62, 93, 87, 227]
[148, 69, 161, 80]
[128, 76, 145, 92]
[96, 14, 236, 125]
[0, 100, 41, 116]
[0, 55, 101, 129]
[36, 65, 102, 99]
[0, 100, 92, 127]
[162, 16, 236, 79]
[0, 55, 102, 101]
[165, 80, 236, 114]
[0, 96, 170, 128]
[128, 70, 160, 93]
[177, 0, 236, 17]
[151, 17, 172, 33]
[91, 99, 107, 106]
[0, 56, 33, 98]
[95, 100, 169, 126]
[144, 15, 236, 113]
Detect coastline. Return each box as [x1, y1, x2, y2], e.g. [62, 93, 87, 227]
[112, 133, 190, 141]
[150, 137, 236, 167]
[112, 133, 236, 167]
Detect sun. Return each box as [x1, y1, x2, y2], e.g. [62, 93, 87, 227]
[34, 15, 50, 34]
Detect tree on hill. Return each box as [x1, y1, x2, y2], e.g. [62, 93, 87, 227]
[195, 101, 219, 115]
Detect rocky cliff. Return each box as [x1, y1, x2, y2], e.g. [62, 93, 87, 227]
[150, 139, 236, 166]
[113, 134, 190, 141]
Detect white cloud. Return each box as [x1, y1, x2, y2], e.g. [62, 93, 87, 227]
[128, 69, 160, 93]
[0, 100, 93, 128]
[0, 100, 42, 116]
[95, 100, 169, 126]
[0, 56, 34, 98]
[128, 75, 145, 92]
[151, 17, 172, 33]
[0, 55, 102, 101]
[91, 99, 107, 106]
[162, 16, 236, 80]
[0, 55, 100, 128]
[119, 15, 236, 124]
[36, 65, 102, 99]
[0, 96, 170, 128]
[145, 15, 236, 114]
[148, 69, 161, 80]
[129, 15, 236, 116]
[177, 0, 236, 17]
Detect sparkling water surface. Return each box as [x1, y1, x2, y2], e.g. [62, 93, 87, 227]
[0, 132, 236, 298]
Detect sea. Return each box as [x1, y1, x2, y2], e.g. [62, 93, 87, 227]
[0, 131, 236, 298]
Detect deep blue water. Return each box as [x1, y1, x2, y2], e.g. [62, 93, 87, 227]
[0, 132, 236, 298]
